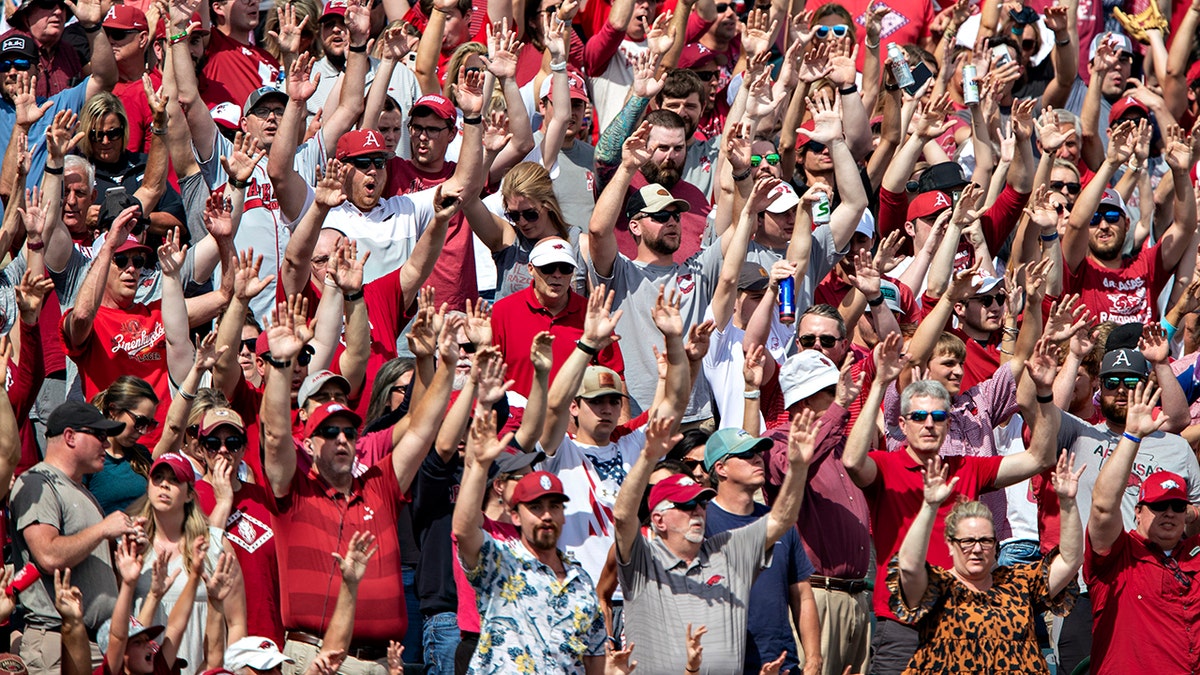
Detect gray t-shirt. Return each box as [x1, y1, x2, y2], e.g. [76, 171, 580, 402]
[588, 244, 723, 420]
[744, 223, 847, 314]
[618, 514, 772, 674]
[309, 56, 422, 158]
[682, 136, 720, 201]
[9, 462, 118, 630]
[1064, 77, 1114, 151]
[528, 132, 597, 229]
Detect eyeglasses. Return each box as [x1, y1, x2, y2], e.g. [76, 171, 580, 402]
[1049, 180, 1081, 195]
[0, 58, 33, 72]
[1091, 209, 1123, 225]
[750, 153, 780, 167]
[90, 128, 124, 142]
[814, 24, 849, 39]
[202, 435, 246, 453]
[640, 211, 681, 223]
[348, 156, 388, 170]
[505, 208, 540, 223]
[950, 536, 996, 551]
[72, 427, 109, 441]
[104, 28, 138, 41]
[314, 424, 359, 440]
[668, 498, 709, 512]
[112, 253, 147, 270]
[692, 69, 719, 81]
[240, 338, 257, 352]
[1101, 376, 1145, 390]
[970, 293, 1007, 308]
[408, 122, 451, 137]
[1020, 38, 1036, 51]
[714, 1, 745, 12]
[1146, 500, 1188, 514]
[123, 411, 159, 432]
[804, 140, 827, 153]
[905, 410, 949, 423]
[248, 107, 285, 120]
[536, 262, 575, 276]
[798, 334, 841, 349]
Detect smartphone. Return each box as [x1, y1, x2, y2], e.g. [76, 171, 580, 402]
[903, 62, 934, 96]
[105, 186, 128, 217]
[992, 45, 1013, 67]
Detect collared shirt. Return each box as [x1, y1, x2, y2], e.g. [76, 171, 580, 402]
[493, 286, 624, 397]
[463, 532, 605, 675]
[1086, 529, 1200, 674]
[618, 515, 772, 674]
[318, 185, 438, 285]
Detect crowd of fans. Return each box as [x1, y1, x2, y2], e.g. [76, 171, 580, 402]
[0, 0, 1197, 670]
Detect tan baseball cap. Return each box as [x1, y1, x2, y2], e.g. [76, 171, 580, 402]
[577, 365, 626, 399]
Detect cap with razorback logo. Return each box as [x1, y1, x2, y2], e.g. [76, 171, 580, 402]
[528, 236, 577, 269]
[907, 190, 953, 221]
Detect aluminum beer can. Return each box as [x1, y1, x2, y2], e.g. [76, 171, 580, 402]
[812, 192, 832, 224]
[962, 65, 979, 104]
[778, 276, 796, 324]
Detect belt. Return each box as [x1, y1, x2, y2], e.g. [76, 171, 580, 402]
[809, 575, 869, 594]
[285, 631, 389, 662]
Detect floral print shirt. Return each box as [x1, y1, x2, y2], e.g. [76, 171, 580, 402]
[464, 532, 606, 674]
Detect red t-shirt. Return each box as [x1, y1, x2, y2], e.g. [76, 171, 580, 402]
[1062, 242, 1172, 325]
[1085, 528, 1200, 674]
[200, 30, 281, 108]
[61, 300, 169, 408]
[919, 292, 1002, 392]
[864, 448, 1002, 620]
[195, 480, 284, 645]
[491, 286, 625, 397]
[384, 158, 478, 314]
[114, 71, 162, 155]
[878, 184, 1028, 258]
[614, 173, 712, 262]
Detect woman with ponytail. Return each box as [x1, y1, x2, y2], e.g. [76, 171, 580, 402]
[84, 376, 160, 515]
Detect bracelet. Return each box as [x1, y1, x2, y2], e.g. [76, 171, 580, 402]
[549, 59, 567, 72]
[178, 389, 197, 401]
[151, 125, 167, 136]
[576, 340, 600, 356]
[743, 390, 761, 400]
[43, 164, 63, 175]
[463, 116, 482, 125]
[1002, 326, 1020, 336]
[884, 82, 900, 92]
[82, 22, 102, 33]
[348, 43, 368, 52]
[1055, 36, 1070, 45]
[864, 38, 880, 49]
[227, 176, 250, 189]
[27, 240, 44, 251]
[866, 294, 884, 307]
[1040, 231, 1060, 242]
[343, 290, 364, 302]
[731, 166, 753, 182]
[1123, 432, 1143, 444]
[838, 84, 859, 96]
[262, 353, 292, 369]
[1036, 392, 1054, 403]
[168, 30, 190, 44]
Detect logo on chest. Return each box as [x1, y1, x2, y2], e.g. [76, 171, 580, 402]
[109, 320, 166, 360]
[224, 510, 275, 553]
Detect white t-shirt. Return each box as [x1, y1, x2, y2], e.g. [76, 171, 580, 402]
[317, 185, 439, 284]
[993, 414, 1040, 545]
[590, 39, 647, 133]
[702, 305, 791, 430]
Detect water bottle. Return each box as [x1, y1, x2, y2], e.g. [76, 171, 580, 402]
[888, 43, 914, 89]
[778, 276, 796, 324]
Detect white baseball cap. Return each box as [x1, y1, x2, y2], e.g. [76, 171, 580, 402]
[780, 350, 841, 409]
[528, 237, 577, 269]
[224, 637, 294, 671]
[766, 182, 800, 214]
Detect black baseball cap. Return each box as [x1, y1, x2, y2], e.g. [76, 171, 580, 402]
[45, 401, 126, 438]
[915, 161, 970, 194]
[0, 33, 39, 62]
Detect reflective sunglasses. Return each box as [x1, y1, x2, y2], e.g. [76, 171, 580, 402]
[202, 435, 247, 453]
[905, 410, 949, 423]
[536, 262, 575, 276]
[348, 156, 387, 170]
[124, 411, 159, 432]
[798, 333, 840, 349]
[314, 424, 359, 440]
[750, 153, 781, 167]
[668, 498, 709, 512]
[90, 128, 124, 142]
[1101, 376, 1145, 391]
[951, 536, 996, 551]
[1091, 209, 1123, 225]
[1147, 500, 1188, 514]
[1049, 180, 1081, 195]
[112, 253, 147, 270]
[814, 24, 849, 39]
[505, 208, 540, 223]
[0, 58, 33, 72]
[970, 293, 1007, 308]
[641, 211, 681, 223]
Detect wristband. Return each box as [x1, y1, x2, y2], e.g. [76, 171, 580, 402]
[1040, 231, 1059, 242]
[343, 290, 364, 302]
[43, 164, 64, 175]
[743, 390, 761, 400]
[838, 84, 858, 96]
[348, 43, 368, 52]
[82, 22, 102, 33]
[228, 176, 251, 189]
[1035, 392, 1054, 403]
[178, 389, 197, 401]
[864, 38, 880, 49]
[866, 294, 884, 307]
[463, 116, 482, 125]
[1123, 432, 1143, 444]
[26, 240, 44, 251]
[549, 60, 567, 72]
[151, 125, 167, 136]
[168, 30, 190, 44]
[262, 353, 292, 369]
[1055, 36, 1070, 45]
[576, 340, 600, 356]
[731, 166, 753, 182]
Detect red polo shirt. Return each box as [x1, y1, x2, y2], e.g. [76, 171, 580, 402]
[864, 448, 1002, 621]
[491, 286, 624, 397]
[1086, 529, 1200, 675]
[270, 454, 410, 643]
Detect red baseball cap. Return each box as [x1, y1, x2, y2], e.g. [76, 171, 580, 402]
[190, 12, 209, 33]
[114, 235, 152, 255]
[678, 43, 716, 69]
[304, 401, 362, 438]
[411, 94, 456, 121]
[150, 453, 194, 485]
[648, 473, 716, 511]
[321, 0, 348, 19]
[538, 69, 590, 104]
[1188, 60, 1200, 85]
[1108, 95, 1150, 124]
[335, 128, 392, 160]
[510, 471, 569, 506]
[795, 120, 815, 147]
[103, 5, 148, 31]
[907, 190, 953, 221]
[1138, 471, 1189, 505]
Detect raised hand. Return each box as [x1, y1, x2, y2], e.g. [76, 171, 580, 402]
[787, 407, 818, 466]
[147, 550, 180, 600]
[834, 360, 865, 409]
[1043, 294, 1092, 343]
[1010, 98, 1036, 141]
[1023, 185, 1059, 232]
[530, 331, 554, 374]
[743, 344, 766, 389]
[621, 121, 654, 170]
[921, 456, 959, 506]
[908, 93, 954, 139]
[266, 295, 314, 361]
[873, 332, 910, 384]
[157, 228, 188, 279]
[268, 2, 311, 55]
[53, 569, 84, 623]
[805, 92, 844, 144]
[221, 132, 268, 184]
[1139, 324, 1170, 364]
[1164, 125, 1195, 172]
[287, 53, 320, 102]
[305, 650, 349, 675]
[144, 75, 168, 127]
[747, 176, 785, 214]
[651, 286, 684, 338]
[463, 297, 493, 347]
[453, 65, 487, 117]
[644, 11, 675, 56]
[798, 41, 833, 83]
[44, 109, 83, 161]
[203, 552, 241, 603]
[541, 12, 567, 61]
[1050, 451, 1085, 501]
[483, 19, 519, 80]
[63, 0, 104, 27]
[864, 2, 891, 45]
[604, 642, 638, 675]
[759, 651, 788, 675]
[826, 39, 859, 87]
[437, 311, 464, 364]
[1035, 106, 1074, 151]
[387, 642, 405, 675]
[1124, 382, 1164, 439]
[344, 0, 371, 45]
[685, 624, 706, 673]
[1105, 120, 1138, 164]
[685, 320, 715, 363]
[846, 247, 881, 297]
[332, 531, 378, 585]
[945, 262, 983, 301]
[406, 287, 439, 358]
[724, 122, 753, 176]
[114, 536, 144, 586]
[15, 269, 57, 324]
[482, 110, 513, 154]
[741, 9, 778, 59]
[329, 239, 369, 294]
[233, 249, 273, 302]
[643, 414, 681, 462]
[465, 410, 515, 465]
[314, 159, 350, 208]
[473, 347, 513, 407]
[1027, 336, 1060, 391]
[378, 24, 411, 62]
[630, 49, 665, 100]
[583, 285, 623, 349]
[13, 73, 52, 128]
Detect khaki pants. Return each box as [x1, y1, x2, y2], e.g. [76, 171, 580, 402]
[18, 626, 103, 675]
[797, 587, 872, 675]
[283, 638, 389, 675]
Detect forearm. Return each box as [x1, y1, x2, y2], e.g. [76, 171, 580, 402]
[595, 97, 650, 169]
[656, 335, 689, 422]
[1058, 496, 1083, 568]
[163, 275, 195, 384]
[65, 248, 114, 347]
[1155, 361, 1190, 433]
[451, 461, 489, 569]
[212, 298, 250, 398]
[882, 134, 928, 192]
[897, 502, 935, 599]
[86, 29, 118, 92]
[337, 297, 370, 398]
[262, 363, 300, 493]
[308, 285, 344, 371]
[134, 124, 170, 213]
[61, 614, 92, 675]
[768, 460, 808, 542]
[414, 10, 447, 94]
[795, 582, 821, 670]
[320, 581, 359, 653]
[843, 381, 884, 480]
[435, 380, 476, 461]
[514, 368, 549, 450]
[154, 363, 203, 458]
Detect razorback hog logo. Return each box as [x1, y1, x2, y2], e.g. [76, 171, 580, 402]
[1160, 479, 1182, 491]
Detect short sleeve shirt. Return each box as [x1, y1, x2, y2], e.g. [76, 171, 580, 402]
[1062, 243, 1172, 325]
[320, 186, 438, 286]
[61, 300, 169, 403]
[200, 30, 281, 107]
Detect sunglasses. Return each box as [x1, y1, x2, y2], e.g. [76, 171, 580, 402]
[240, 338, 257, 352]
[1091, 210, 1123, 225]
[388, 385, 407, 398]
[1020, 38, 1036, 51]
[248, 107, 285, 119]
[348, 156, 388, 170]
[112, 253, 148, 270]
[814, 24, 849, 39]
[692, 69, 720, 81]
[951, 536, 996, 551]
[804, 140, 828, 153]
[970, 293, 1007, 308]
[505, 208, 540, 223]
[536, 262, 575, 276]
[124, 411, 159, 432]
[297, 346, 314, 368]
[1101, 376, 1145, 390]
[1146, 500, 1188, 514]
[0, 58, 33, 72]
[641, 211, 681, 223]
[72, 427, 110, 440]
[90, 128, 124, 142]
[1049, 180, 1081, 195]
[798, 334, 840, 349]
[722, 448, 761, 462]
[668, 498, 709, 512]
[682, 458, 704, 471]
[314, 424, 359, 440]
[750, 153, 780, 167]
[714, 1, 745, 11]
[905, 410, 949, 423]
[105, 28, 138, 41]
[202, 435, 246, 453]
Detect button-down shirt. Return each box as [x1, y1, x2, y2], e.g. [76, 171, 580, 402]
[463, 533, 605, 675]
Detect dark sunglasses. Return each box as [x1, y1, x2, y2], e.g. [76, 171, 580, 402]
[1050, 180, 1081, 195]
[240, 338, 257, 352]
[905, 410, 949, 423]
[814, 24, 849, 39]
[669, 498, 709, 512]
[804, 140, 828, 153]
[248, 107, 285, 119]
[505, 208, 540, 223]
[1147, 500, 1188, 514]
[714, 1, 744, 11]
[641, 211, 681, 223]
[682, 458, 704, 471]
[314, 424, 359, 440]
[297, 346, 314, 368]
[798, 334, 840, 349]
[202, 435, 246, 453]
[722, 448, 761, 462]
[348, 156, 388, 170]
[104, 28, 138, 41]
[1101, 376, 1145, 390]
[1020, 38, 1036, 51]
[536, 262, 575, 276]
[692, 69, 719, 81]
[1091, 209, 1123, 225]
[750, 153, 780, 167]
[72, 427, 109, 440]
[112, 253, 147, 270]
[90, 128, 124, 142]
[970, 293, 1007, 308]
[124, 411, 159, 432]
[0, 58, 33, 72]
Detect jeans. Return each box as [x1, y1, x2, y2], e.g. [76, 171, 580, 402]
[422, 612, 460, 675]
[401, 567, 424, 663]
[998, 539, 1043, 567]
